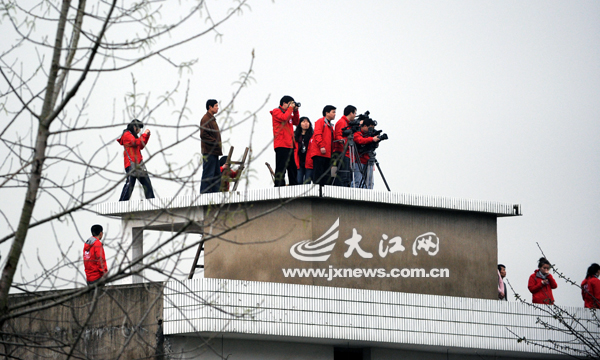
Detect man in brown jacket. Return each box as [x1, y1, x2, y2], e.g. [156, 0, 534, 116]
[200, 99, 223, 193]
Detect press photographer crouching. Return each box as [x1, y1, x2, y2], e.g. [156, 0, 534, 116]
[352, 117, 388, 189]
[117, 119, 155, 201]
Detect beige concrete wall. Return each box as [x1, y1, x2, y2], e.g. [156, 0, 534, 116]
[4, 283, 165, 359]
[205, 199, 498, 299]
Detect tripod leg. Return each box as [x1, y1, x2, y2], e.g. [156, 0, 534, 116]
[375, 162, 391, 191]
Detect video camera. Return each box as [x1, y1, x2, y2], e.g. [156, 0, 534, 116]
[342, 111, 370, 137]
[356, 114, 389, 156]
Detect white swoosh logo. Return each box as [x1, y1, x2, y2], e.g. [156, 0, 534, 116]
[290, 218, 339, 261]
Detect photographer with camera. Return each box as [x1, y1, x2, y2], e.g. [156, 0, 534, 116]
[117, 119, 155, 201]
[271, 95, 300, 187]
[308, 105, 336, 186]
[352, 118, 381, 189]
[332, 105, 356, 187]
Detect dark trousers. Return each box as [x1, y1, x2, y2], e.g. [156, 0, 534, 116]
[312, 156, 332, 186]
[274, 147, 298, 187]
[332, 152, 350, 187]
[200, 154, 221, 193]
[119, 166, 155, 201]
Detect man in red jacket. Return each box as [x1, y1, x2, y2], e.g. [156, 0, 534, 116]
[352, 118, 380, 189]
[271, 95, 300, 187]
[311, 105, 336, 186]
[83, 224, 108, 286]
[332, 105, 356, 187]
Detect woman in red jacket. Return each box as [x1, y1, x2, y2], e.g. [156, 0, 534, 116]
[581, 263, 600, 308]
[117, 119, 155, 201]
[294, 117, 313, 184]
[528, 257, 558, 304]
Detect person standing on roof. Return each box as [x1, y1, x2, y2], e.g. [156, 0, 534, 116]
[117, 119, 154, 201]
[200, 99, 223, 193]
[271, 95, 300, 187]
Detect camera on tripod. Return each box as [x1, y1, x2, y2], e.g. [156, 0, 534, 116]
[342, 111, 370, 137]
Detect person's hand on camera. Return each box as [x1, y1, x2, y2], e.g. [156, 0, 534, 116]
[373, 136, 380, 142]
[144, 129, 150, 135]
[320, 147, 326, 154]
[289, 102, 296, 110]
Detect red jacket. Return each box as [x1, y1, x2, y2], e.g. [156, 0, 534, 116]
[271, 107, 300, 149]
[528, 270, 557, 304]
[117, 131, 150, 168]
[581, 276, 600, 308]
[333, 115, 349, 154]
[312, 117, 334, 158]
[83, 236, 107, 283]
[353, 130, 375, 164]
[220, 167, 238, 191]
[304, 138, 315, 169]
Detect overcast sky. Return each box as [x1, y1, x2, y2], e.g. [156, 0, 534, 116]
[1, 0, 599, 307]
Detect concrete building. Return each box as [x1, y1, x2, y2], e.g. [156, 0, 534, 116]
[7, 185, 598, 359]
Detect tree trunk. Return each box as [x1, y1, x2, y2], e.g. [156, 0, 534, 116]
[0, 0, 71, 321]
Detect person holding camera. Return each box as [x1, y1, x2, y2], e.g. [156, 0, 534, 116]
[352, 118, 380, 189]
[271, 95, 300, 187]
[200, 99, 223, 193]
[332, 105, 357, 187]
[117, 119, 155, 201]
[309, 105, 336, 186]
[294, 117, 314, 184]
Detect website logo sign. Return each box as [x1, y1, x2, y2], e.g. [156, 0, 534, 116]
[290, 218, 339, 261]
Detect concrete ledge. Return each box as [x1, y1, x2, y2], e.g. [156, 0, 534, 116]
[97, 185, 521, 217]
[163, 278, 597, 357]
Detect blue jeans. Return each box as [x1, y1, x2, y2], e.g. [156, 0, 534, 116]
[200, 154, 221, 193]
[297, 167, 313, 184]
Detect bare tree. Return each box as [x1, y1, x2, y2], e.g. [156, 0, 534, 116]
[0, 0, 284, 358]
[507, 244, 600, 360]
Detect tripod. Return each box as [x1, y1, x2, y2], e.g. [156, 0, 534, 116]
[339, 133, 391, 191]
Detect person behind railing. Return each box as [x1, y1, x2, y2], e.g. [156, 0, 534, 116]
[83, 224, 108, 286]
[581, 263, 600, 308]
[528, 257, 557, 304]
[498, 264, 508, 301]
[117, 119, 154, 201]
[219, 156, 238, 191]
[294, 117, 313, 184]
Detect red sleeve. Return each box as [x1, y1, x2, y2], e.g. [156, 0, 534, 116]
[354, 131, 374, 145]
[528, 274, 542, 293]
[139, 131, 150, 149]
[94, 242, 108, 276]
[592, 278, 600, 304]
[122, 132, 147, 149]
[291, 110, 300, 126]
[548, 274, 558, 289]
[313, 119, 324, 149]
[273, 108, 293, 124]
